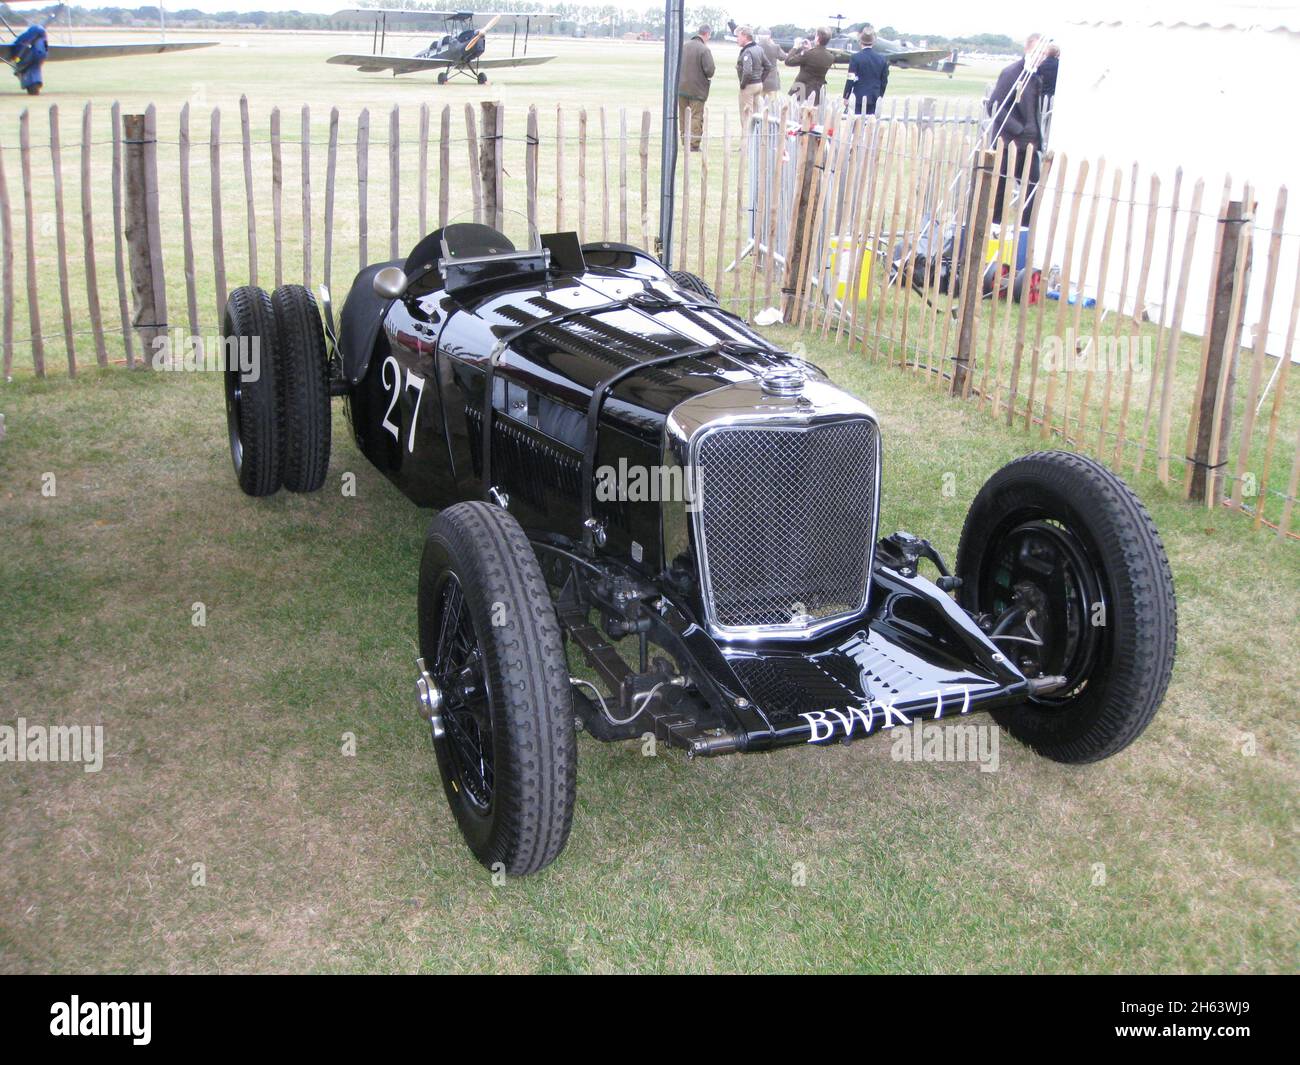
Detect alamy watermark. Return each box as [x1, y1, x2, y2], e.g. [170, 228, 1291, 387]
[594, 458, 703, 512]
[891, 721, 1000, 773]
[150, 331, 260, 380]
[1039, 329, 1155, 377]
[0, 718, 104, 773]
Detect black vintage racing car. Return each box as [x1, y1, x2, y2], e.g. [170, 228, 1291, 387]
[221, 216, 1177, 875]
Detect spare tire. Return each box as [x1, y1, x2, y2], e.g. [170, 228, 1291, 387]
[669, 270, 719, 305]
[271, 285, 331, 493]
[222, 285, 283, 497]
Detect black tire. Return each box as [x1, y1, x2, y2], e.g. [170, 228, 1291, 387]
[222, 285, 283, 497]
[956, 451, 1176, 763]
[25, 85, 41, 96]
[476, 72, 488, 85]
[669, 269, 718, 305]
[418, 502, 577, 875]
[271, 285, 331, 493]
[436, 71, 448, 85]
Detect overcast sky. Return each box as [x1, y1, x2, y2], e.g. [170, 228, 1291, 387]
[158, 2, 1049, 38]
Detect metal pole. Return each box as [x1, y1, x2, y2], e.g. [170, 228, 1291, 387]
[658, 0, 684, 266]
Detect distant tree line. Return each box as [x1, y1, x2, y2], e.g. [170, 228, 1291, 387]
[0, 4, 732, 37]
[0, 5, 1018, 48]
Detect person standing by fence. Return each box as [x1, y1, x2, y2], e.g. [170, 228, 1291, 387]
[735, 26, 771, 128]
[756, 27, 786, 100]
[677, 24, 715, 152]
[785, 28, 835, 104]
[986, 34, 1046, 226]
[842, 29, 889, 114]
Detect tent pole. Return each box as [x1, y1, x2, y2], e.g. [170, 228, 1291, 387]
[658, 0, 684, 266]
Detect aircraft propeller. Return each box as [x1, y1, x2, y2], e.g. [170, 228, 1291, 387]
[464, 13, 502, 55]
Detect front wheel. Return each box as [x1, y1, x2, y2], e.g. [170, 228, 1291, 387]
[956, 451, 1176, 763]
[418, 502, 577, 875]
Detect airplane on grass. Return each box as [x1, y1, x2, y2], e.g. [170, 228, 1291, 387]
[1, 3, 217, 94]
[737, 18, 961, 75]
[328, 10, 556, 85]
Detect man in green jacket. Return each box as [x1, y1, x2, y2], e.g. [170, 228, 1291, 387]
[677, 25, 715, 151]
[785, 27, 835, 104]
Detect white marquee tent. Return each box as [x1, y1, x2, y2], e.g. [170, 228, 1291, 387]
[1041, 3, 1300, 357]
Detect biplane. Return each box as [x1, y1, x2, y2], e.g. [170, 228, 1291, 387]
[327, 9, 555, 85]
[1, 3, 217, 94]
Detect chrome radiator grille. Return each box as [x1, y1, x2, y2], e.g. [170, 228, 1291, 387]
[693, 419, 879, 634]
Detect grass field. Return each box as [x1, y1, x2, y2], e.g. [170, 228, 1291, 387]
[0, 29, 1000, 116]
[0, 330, 1295, 973]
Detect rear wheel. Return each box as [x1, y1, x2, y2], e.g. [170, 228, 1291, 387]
[418, 502, 577, 875]
[436, 71, 448, 85]
[669, 270, 718, 305]
[476, 72, 488, 85]
[271, 285, 331, 493]
[222, 285, 283, 497]
[957, 451, 1176, 763]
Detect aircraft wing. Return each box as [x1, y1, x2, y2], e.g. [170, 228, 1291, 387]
[829, 46, 958, 68]
[327, 53, 454, 74]
[43, 41, 219, 62]
[885, 47, 957, 68]
[330, 10, 555, 28]
[473, 54, 556, 69]
[330, 9, 459, 26]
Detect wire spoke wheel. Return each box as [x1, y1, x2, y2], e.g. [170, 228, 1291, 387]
[427, 573, 495, 811]
[418, 502, 576, 875]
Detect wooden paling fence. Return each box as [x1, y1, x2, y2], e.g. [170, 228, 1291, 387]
[1, 94, 1297, 540]
[0, 95, 681, 380]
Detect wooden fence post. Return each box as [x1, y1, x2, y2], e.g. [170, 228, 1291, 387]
[323, 107, 338, 294]
[209, 107, 227, 324]
[178, 103, 200, 351]
[19, 110, 44, 376]
[271, 107, 283, 287]
[389, 105, 400, 260]
[112, 102, 135, 367]
[49, 105, 77, 376]
[526, 105, 539, 236]
[479, 101, 502, 230]
[240, 95, 258, 287]
[301, 105, 312, 289]
[438, 105, 450, 227]
[779, 110, 819, 322]
[0, 143, 12, 380]
[952, 148, 995, 397]
[464, 105, 482, 224]
[1192, 195, 1253, 502]
[357, 109, 369, 272]
[123, 111, 168, 362]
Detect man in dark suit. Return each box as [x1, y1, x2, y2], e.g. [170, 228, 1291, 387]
[842, 29, 889, 114]
[986, 35, 1045, 227]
